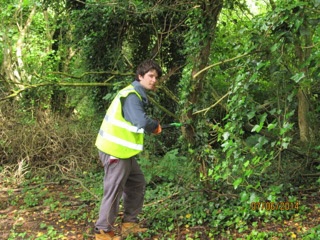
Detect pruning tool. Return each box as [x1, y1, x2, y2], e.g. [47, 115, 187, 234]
[161, 122, 184, 129]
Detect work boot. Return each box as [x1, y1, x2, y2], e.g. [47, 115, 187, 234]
[121, 222, 148, 237]
[95, 229, 121, 240]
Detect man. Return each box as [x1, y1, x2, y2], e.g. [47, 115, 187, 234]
[94, 60, 162, 240]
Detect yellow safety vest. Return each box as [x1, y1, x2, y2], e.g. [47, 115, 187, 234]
[95, 85, 144, 159]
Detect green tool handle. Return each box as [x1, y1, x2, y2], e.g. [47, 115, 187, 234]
[162, 122, 183, 129]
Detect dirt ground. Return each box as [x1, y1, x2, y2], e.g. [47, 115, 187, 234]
[0, 183, 94, 239]
[0, 183, 319, 240]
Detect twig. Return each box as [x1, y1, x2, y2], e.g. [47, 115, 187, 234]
[0, 182, 60, 193]
[144, 192, 180, 207]
[61, 176, 100, 201]
[300, 173, 320, 177]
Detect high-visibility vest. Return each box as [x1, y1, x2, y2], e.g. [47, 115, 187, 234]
[95, 85, 145, 159]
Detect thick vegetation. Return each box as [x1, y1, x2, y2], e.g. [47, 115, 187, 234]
[0, 0, 319, 239]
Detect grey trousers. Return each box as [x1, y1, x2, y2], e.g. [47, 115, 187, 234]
[95, 151, 146, 232]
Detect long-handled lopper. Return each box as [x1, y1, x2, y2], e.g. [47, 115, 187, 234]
[161, 122, 184, 129]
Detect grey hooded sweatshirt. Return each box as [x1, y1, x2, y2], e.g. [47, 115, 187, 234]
[121, 80, 158, 133]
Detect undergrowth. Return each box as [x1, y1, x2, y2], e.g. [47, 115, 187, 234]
[1, 103, 319, 239]
[1, 163, 319, 239]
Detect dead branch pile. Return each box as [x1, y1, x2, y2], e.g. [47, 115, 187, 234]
[0, 101, 98, 180]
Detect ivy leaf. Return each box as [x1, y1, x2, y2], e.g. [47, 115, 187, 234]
[252, 113, 267, 133]
[270, 42, 280, 52]
[249, 192, 258, 202]
[251, 124, 262, 133]
[244, 160, 250, 167]
[240, 191, 249, 202]
[223, 132, 230, 140]
[233, 178, 243, 189]
[290, 72, 305, 83]
[247, 110, 256, 120]
[281, 141, 290, 149]
[267, 123, 276, 131]
[245, 169, 253, 177]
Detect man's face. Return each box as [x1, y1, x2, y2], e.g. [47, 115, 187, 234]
[138, 69, 159, 91]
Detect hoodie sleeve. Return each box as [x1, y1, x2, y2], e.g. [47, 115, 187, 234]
[122, 93, 159, 133]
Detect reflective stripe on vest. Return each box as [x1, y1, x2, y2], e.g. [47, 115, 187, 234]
[95, 85, 144, 158]
[103, 115, 144, 134]
[98, 130, 143, 151]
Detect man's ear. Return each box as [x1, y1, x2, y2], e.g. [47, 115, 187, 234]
[138, 74, 143, 81]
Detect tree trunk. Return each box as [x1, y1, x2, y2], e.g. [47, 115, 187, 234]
[181, 0, 223, 145]
[15, 5, 37, 85]
[294, 18, 314, 144]
[297, 88, 310, 143]
[0, 4, 36, 93]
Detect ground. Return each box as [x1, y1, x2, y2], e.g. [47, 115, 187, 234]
[0, 182, 319, 240]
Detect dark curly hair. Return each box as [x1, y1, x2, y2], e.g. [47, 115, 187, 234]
[135, 59, 162, 80]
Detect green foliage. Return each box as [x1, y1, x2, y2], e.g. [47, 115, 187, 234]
[8, 226, 64, 240]
[301, 224, 320, 240]
[200, 0, 319, 219]
[43, 197, 60, 211]
[143, 183, 210, 235]
[139, 148, 196, 184]
[35, 224, 64, 240]
[1, 0, 319, 238]
[59, 203, 88, 221]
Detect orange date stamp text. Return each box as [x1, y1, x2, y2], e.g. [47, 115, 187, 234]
[250, 201, 299, 211]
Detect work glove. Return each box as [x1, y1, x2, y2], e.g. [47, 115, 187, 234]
[153, 123, 162, 134]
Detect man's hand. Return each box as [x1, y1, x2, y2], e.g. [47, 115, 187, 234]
[153, 124, 162, 134]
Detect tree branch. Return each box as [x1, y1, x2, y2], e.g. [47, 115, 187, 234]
[61, 176, 100, 201]
[148, 95, 178, 119]
[0, 82, 114, 102]
[192, 52, 251, 79]
[0, 81, 178, 121]
[193, 91, 230, 115]
[50, 71, 134, 79]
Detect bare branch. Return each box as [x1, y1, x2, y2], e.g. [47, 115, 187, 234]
[0, 82, 114, 102]
[148, 95, 178, 120]
[193, 91, 230, 115]
[193, 52, 251, 79]
[49, 71, 134, 79]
